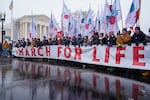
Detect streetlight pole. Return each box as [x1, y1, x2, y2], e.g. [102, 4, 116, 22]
[0, 13, 6, 44]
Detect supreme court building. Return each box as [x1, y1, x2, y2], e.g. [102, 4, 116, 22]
[0, 15, 50, 43]
[14, 14, 50, 40]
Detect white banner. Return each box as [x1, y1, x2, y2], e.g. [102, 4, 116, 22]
[12, 45, 150, 70]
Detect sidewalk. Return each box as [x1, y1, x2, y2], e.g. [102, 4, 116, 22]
[0, 57, 12, 67]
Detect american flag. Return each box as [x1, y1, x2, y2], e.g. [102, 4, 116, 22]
[9, 0, 13, 10]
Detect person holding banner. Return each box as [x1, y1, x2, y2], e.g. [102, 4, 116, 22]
[71, 36, 77, 46]
[21, 38, 26, 48]
[30, 38, 36, 47]
[116, 28, 131, 47]
[145, 28, 150, 42]
[83, 36, 89, 46]
[131, 26, 146, 45]
[99, 33, 109, 46]
[77, 34, 83, 47]
[107, 31, 117, 47]
[42, 36, 48, 46]
[91, 32, 99, 45]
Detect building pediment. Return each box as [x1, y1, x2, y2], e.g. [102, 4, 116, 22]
[18, 15, 50, 24]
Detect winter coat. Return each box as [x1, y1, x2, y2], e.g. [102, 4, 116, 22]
[116, 32, 131, 45]
[2, 42, 9, 49]
[108, 35, 116, 45]
[132, 31, 146, 43]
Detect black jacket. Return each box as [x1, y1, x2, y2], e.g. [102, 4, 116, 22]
[108, 36, 116, 45]
[132, 31, 146, 43]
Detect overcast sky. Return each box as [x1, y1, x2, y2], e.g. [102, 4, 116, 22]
[0, 0, 150, 33]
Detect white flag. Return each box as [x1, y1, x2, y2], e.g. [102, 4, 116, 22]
[61, 2, 74, 37]
[107, 0, 120, 33]
[66, 16, 74, 37]
[100, 0, 111, 34]
[29, 17, 37, 40]
[9, 0, 13, 10]
[125, 0, 141, 28]
[61, 3, 71, 29]
[72, 18, 80, 37]
[84, 5, 94, 37]
[95, 6, 101, 33]
[112, 0, 122, 21]
[79, 10, 85, 35]
[49, 12, 60, 38]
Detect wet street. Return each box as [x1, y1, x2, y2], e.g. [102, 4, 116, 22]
[0, 58, 150, 100]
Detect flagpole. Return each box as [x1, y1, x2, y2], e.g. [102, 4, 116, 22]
[50, 9, 52, 38]
[10, 2, 13, 40]
[111, 0, 113, 4]
[121, 16, 124, 29]
[119, 0, 124, 29]
[98, 4, 100, 33]
[105, 0, 109, 34]
[30, 10, 32, 40]
[63, 0, 64, 5]
[137, 0, 141, 26]
[62, 0, 64, 33]
[89, 0, 91, 10]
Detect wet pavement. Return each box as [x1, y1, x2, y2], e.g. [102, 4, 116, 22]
[0, 58, 150, 100]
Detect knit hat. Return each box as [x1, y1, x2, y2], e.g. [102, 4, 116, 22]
[135, 26, 140, 31]
[122, 28, 127, 32]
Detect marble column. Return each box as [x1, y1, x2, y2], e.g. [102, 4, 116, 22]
[42, 25, 46, 38]
[27, 22, 30, 39]
[22, 23, 24, 39]
[46, 26, 49, 38]
[40, 25, 42, 40]
[25, 22, 27, 39]
[37, 24, 40, 38]
[19, 23, 22, 39]
[23, 23, 25, 38]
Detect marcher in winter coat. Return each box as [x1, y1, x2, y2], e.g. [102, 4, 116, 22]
[116, 28, 131, 47]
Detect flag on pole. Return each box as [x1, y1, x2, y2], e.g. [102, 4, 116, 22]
[111, 0, 122, 21]
[79, 10, 85, 35]
[61, 2, 74, 37]
[107, 0, 120, 33]
[72, 18, 80, 37]
[49, 12, 60, 38]
[66, 16, 74, 37]
[125, 0, 141, 28]
[31, 17, 37, 38]
[95, 5, 101, 33]
[61, 2, 72, 30]
[100, 0, 111, 34]
[9, 0, 14, 40]
[84, 4, 94, 37]
[79, 10, 85, 26]
[9, 0, 13, 10]
[49, 12, 55, 38]
[99, 6, 105, 33]
[29, 17, 37, 40]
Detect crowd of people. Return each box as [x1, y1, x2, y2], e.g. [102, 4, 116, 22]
[14, 26, 150, 47]
[0, 26, 150, 57]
